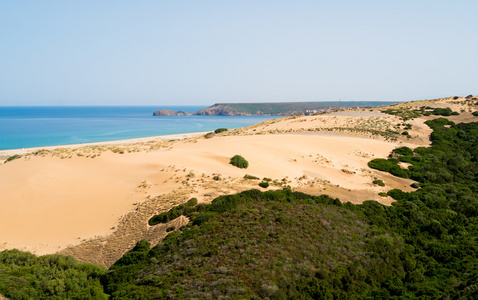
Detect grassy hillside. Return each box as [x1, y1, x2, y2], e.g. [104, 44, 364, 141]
[1, 117, 478, 299]
[220, 101, 395, 115]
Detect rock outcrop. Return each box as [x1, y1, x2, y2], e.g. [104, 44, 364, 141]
[153, 109, 188, 116]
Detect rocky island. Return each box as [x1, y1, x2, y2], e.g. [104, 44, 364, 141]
[152, 109, 188, 116]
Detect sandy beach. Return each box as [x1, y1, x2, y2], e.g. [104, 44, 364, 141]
[1, 103, 453, 266]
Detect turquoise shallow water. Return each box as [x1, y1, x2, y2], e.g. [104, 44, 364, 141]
[0, 106, 278, 150]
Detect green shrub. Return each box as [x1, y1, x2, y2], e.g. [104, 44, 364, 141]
[378, 192, 388, 197]
[230, 155, 249, 169]
[368, 158, 410, 178]
[431, 107, 453, 116]
[149, 198, 198, 225]
[214, 128, 228, 134]
[373, 179, 385, 187]
[243, 174, 259, 180]
[205, 132, 215, 139]
[259, 182, 269, 188]
[472, 111, 478, 116]
[401, 131, 409, 136]
[166, 226, 176, 232]
[393, 146, 413, 157]
[4, 154, 21, 163]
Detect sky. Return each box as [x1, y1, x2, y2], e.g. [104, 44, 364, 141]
[0, 1, 477, 106]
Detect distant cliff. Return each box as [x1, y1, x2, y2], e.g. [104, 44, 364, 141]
[193, 104, 247, 116]
[153, 101, 397, 116]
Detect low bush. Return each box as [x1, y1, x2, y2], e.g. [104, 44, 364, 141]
[214, 128, 228, 134]
[4, 154, 21, 163]
[368, 158, 410, 178]
[373, 179, 385, 187]
[393, 146, 413, 157]
[431, 107, 454, 116]
[149, 198, 198, 225]
[472, 111, 478, 116]
[230, 155, 249, 169]
[259, 182, 269, 188]
[205, 132, 215, 139]
[243, 174, 259, 180]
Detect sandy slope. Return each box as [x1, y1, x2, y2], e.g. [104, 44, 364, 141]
[0, 106, 442, 265]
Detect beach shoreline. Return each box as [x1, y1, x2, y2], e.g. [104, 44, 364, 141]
[0, 131, 210, 158]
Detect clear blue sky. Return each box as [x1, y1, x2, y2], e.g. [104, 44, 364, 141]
[1, 1, 477, 106]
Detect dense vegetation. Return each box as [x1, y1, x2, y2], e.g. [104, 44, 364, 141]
[382, 107, 459, 120]
[0, 250, 107, 299]
[149, 198, 198, 226]
[230, 155, 249, 169]
[222, 101, 395, 115]
[103, 118, 478, 299]
[2, 117, 478, 299]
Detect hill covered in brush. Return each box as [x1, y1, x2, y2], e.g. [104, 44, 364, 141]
[154, 101, 396, 116]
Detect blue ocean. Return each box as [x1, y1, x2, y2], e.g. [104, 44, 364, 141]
[0, 106, 279, 150]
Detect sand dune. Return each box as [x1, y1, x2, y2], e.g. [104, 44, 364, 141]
[0, 108, 432, 264]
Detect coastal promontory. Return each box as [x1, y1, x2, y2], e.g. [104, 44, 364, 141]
[152, 109, 188, 116]
[153, 101, 397, 117]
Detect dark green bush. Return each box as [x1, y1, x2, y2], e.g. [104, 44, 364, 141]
[230, 155, 249, 169]
[4, 154, 21, 163]
[431, 107, 453, 116]
[373, 179, 385, 187]
[204, 132, 215, 139]
[393, 146, 413, 157]
[149, 198, 198, 225]
[259, 182, 269, 188]
[243, 174, 259, 180]
[472, 111, 478, 116]
[214, 128, 228, 134]
[368, 158, 409, 178]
